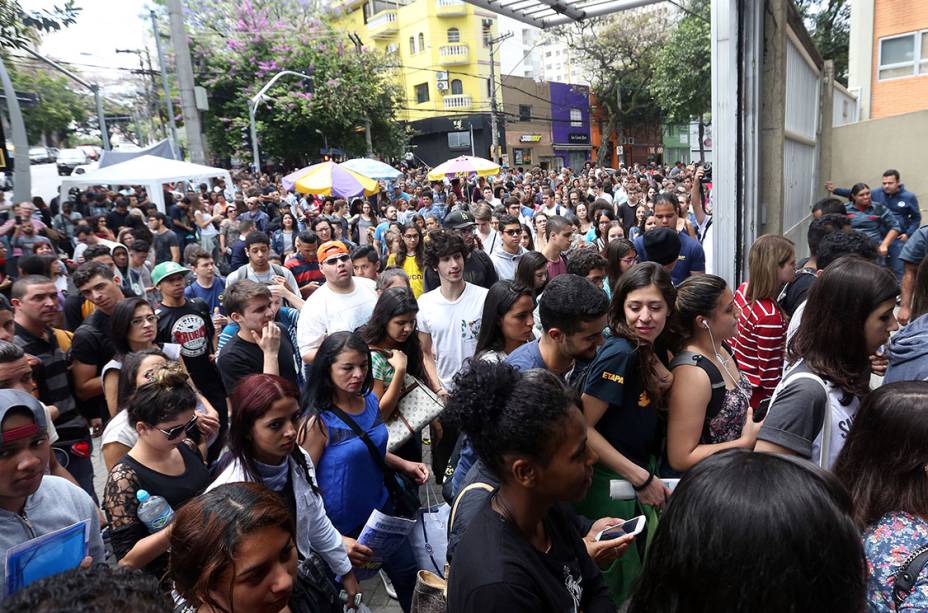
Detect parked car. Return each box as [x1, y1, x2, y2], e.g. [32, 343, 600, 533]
[29, 146, 53, 164]
[70, 162, 99, 176]
[56, 148, 89, 175]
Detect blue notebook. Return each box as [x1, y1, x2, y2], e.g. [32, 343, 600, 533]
[5, 520, 89, 596]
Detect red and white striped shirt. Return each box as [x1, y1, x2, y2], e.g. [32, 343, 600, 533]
[733, 281, 788, 405]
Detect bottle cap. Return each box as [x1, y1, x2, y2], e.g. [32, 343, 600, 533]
[136, 489, 150, 503]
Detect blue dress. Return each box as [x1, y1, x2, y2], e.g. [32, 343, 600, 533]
[316, 392, 390, 534]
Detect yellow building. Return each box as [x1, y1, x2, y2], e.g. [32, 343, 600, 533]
[330, 0, 502, 165]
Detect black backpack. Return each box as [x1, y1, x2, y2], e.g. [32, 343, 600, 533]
[669, 350, 728, 443]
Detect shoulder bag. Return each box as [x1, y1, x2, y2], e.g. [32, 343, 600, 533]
[325, 404, 421, 518]
[371, 349, 446, 452]
[893, 543, 928, 610]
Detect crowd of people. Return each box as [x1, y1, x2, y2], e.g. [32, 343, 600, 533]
[0, 157, 924, 613]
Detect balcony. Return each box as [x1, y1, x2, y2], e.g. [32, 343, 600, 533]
[443, 95, 472, 110]
[436, 0, 468, 17]
[367, 10, 397, 39]
[439, 44, 469, 65]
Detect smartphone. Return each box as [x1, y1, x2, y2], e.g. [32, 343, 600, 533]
[596, 515, 646, 542]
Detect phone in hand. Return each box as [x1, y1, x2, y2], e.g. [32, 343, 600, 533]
[596, 515, 646, 542]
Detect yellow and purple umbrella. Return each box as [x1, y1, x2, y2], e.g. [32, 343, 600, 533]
[282, 161, 380, 197]
[427, 155, 500, 182]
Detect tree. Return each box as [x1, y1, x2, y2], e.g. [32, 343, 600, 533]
[553, 10, 670, 167]
[650, 0, 711, 160]
[9, 64, 90, 144]
[184, 0, 406, 165]
[0, 0, 80, 50]
[795, 0, 849, 84]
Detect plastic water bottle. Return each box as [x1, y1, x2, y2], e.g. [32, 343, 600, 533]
[136, 489, 174, 533]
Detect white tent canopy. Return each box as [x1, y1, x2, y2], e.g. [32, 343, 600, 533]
[58, 155, 233, 214]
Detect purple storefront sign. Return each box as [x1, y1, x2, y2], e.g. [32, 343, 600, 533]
[549, 82, 591, 170]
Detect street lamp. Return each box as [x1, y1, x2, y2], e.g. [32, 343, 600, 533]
[314, 129, 329, 155]
[249, 70, 313, 172]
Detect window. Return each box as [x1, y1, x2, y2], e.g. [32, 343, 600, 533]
[878, 31, 928, 80]
[418, 32, 425, 52]
[450, 79, 463, 95]
[519, 104, 532, 121]
[409, 36, 416, 54]
[447, 27, 460, 43]
[415, 83, 429, 104]
[545, 51, 552, 57]
[570, 108, 582, 127]
[448, 131, 471, 150]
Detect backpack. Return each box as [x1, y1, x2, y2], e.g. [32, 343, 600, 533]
[669, 350, 727, 442]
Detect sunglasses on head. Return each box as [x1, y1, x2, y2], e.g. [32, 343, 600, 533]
[323, 254, 350, 266]
[157, 414, 198, 440]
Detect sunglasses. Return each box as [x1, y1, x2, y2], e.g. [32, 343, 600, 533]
[502, 228, 522, 236]
[323, 254, 350, 266]
[156, 415, 198, 440]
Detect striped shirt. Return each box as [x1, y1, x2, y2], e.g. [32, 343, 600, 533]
[733, 282, 788, 402]
[14, 323, 88, 444]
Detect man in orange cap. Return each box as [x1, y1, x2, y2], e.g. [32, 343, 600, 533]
[296, 240, 378, 364]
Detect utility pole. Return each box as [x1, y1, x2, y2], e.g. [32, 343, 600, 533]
[144, 47, 167, 139]
[165, 0, 206, 164]
[484, 21, 511, 165]
[151, 9, 179, 157]
[116, 48, 154, 145]
[347, 33, 374, 158]
[0, 57, 30, 201]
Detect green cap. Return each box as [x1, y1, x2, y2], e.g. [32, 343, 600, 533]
[151, 261, 191, 286]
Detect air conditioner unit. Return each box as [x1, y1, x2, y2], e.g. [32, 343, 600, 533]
[436, 80, 449, 91]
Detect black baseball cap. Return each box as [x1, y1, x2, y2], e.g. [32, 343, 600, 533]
[443, 210, 476, 230]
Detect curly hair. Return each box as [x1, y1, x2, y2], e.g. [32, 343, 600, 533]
[423, 229, 467, 270]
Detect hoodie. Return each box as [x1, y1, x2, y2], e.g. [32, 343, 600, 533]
[885, 314, 928, 383]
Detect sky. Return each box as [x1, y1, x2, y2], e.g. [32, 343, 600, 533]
[21, 0, 154, 95]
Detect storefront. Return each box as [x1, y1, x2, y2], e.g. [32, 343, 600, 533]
[550, 82, 592, 171]
[507, 132, 557, 169]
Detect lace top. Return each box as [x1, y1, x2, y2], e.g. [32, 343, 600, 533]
[102, 441, 209, 578]
[705, 376, 752, 444]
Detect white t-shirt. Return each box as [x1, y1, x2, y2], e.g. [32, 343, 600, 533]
[296, 277, 378, 360]
[101, 409, 137, 450]
[417, 283, 488, 390]
[195, 210, 218, 237]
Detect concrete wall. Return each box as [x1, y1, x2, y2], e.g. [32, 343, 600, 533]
[825, 109, 928, 216]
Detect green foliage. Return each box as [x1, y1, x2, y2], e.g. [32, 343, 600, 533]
[185, 0, 406, 165]
[795, 0, 849, 84]
[651, 0, 711, 124]
[9, 65, 90, 143]
[0, 0, 80, 49]
[554, 11, 669, 166]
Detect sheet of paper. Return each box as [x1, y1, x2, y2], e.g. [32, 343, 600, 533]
[354, 509, 416, 580]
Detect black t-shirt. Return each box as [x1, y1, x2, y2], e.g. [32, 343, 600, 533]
[423, 249, 499, 292]
[619, 201, 639, 234]
[155, 300, 224, 398]
[448, 502, 614, 613]
[106, 210, 131, 232]
[584, 335, 660, 470]
[217, 324, 298, 395]
[779, 268, 816, 318]
[152, 230, 179, 264]
[70, 309, 116, 420]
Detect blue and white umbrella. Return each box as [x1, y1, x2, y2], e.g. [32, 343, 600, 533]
[340, 158, 402, 181]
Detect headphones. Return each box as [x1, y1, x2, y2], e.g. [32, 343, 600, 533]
[701, 320, 710, 329]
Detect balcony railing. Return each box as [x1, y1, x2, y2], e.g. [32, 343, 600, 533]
[367, 10, 398, 38]
[436, 0, 467, 16]
[444, 95, 472, 109]
[439, 44, 469, 65]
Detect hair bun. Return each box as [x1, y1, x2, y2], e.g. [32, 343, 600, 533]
[154, 361, 189, 388]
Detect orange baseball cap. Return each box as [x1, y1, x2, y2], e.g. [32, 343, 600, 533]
[317, 240, 350, 262]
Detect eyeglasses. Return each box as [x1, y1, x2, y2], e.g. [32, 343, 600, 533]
[621, 256, 639, 265]
[502, 228, 522, 236]
[403, 234, 419, 240]
[156, 415, 198, 440]
[323, 254, 350, 266]
[130, 314, 157, 327]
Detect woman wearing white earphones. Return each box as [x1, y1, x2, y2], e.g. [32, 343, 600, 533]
[666, 275, 765, 472]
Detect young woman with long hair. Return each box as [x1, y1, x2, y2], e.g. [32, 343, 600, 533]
[578, 261, 676, 602]
[386, 223, 425, 298]
[667, 275, 761, 472]
[732, 234, 796, 408]
[171, 482, 299, 613]
[755, 257, 899, 468]
[520, 223, 535, 251]
[833, 382, 928, 612]
[532, 212, 549, 253]
[575, 201, 593, 235]
[514, 251, 549, 298]
[102, 362, 209, 577]
[209, 374, 361, 606]
[473, 280, 535, 363]
[352, 201, 378, 246]
[300, 331, 428, 612]
[629, 450, 866, 613]
[604, 238, 637, 299]
[271, 212, 298, 258]
[589, 202, 617, 252]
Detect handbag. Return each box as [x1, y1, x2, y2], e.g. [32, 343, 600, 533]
[892, 543, 928, 610]
[290, 552, 341, 613]
[326, 405, 421, 519]
[369, 349, 445, 453]
[408, 486, 450, 577]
